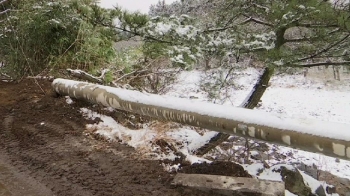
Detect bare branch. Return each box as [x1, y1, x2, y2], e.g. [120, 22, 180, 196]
[241, 14, 273, 27]
[296, 23, 340, 28]
[0, 0, 10, 15]
[285, 37, 313, 43]
[252, 3, 270, 12]
[0, 0, 7, 5]
[66, 69, 110, 84]
[203, 26, 236, 33]
[102, 22, 175, 45]
[115, 69, 148, 82]
[0, 9, 10, 15]
[296, 34, 350, 62]
[296, 61, 350, 68]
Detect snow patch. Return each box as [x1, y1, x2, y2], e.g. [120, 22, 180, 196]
[80, 108, 212, 164]
[65, 96, 73, 104]
[53, 78, 350, 144]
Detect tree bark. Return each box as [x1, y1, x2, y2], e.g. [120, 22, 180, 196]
[240, 67, 272, 109]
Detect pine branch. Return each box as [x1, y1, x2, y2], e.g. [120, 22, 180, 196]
[241, 14, 273, 27]
[203, 26, 236, 33]
[99, 21, 175, 45]
[295, 61, 350, 68]
[296, 34, 350, 62]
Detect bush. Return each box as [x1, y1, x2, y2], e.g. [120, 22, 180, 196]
[0, 0, 116, 78]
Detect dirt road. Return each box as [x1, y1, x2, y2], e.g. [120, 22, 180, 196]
[0, 79, 211, 196]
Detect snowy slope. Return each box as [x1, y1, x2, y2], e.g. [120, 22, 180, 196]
[164, 68, 350, 179]
[74, 67, 350, 195]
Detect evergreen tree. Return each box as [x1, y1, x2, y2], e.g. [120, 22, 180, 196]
[148, 0, 350, 68]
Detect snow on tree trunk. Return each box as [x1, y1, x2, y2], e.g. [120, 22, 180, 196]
[52, 78, 350, 160]
[196, 67, 273, 156]
[239, 67, 272, 109]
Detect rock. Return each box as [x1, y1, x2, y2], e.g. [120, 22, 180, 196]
[297, 162, 319, 179]
[277, 166, 312, 196]
[338, 177, 350, 185]
[326, 185, 336, 194]
[318, 170, 350, 196]
[172, 173, 285, 196]
[315, 185, 326, 196]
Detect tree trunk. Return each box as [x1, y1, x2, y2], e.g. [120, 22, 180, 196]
[239, 67, 273, 109]
[196, 67, 273, 156]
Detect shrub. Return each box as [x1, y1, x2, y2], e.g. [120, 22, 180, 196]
[0, 0, 116, 78]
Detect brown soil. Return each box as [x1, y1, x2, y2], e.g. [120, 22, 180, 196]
[0, 79, 218, 196]
[3, 79, 347, 196]
[180, 162, 266, 196]
[180, 161, 252, 177]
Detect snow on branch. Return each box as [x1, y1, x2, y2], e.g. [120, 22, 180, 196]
[0, 9, 10, 15]
[240, 15, 273, 27]
[66, 69, 109, 84]
[0, 0, 7, 5]
[0, 0, 9, 15]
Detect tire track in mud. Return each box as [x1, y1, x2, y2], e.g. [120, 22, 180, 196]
[0, 117, 184, 196]
[0, 150, 54, 196]
[2, 118, 98, 196]
[0, 79, 212, 196]
[2, 114, 14, 133]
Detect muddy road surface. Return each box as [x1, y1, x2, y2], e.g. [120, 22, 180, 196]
[0, 79, 212, 196]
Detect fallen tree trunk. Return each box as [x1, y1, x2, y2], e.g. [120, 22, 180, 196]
[52, 78, 350, 160]
[196, 67, 273, 156]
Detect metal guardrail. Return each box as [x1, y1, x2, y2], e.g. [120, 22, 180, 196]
[52, 78, 350, 160]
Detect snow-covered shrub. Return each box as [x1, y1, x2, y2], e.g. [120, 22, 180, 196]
[0, 0, 116, 78]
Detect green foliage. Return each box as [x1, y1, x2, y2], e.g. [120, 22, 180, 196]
[103, 70, 113, 84]
[142, 41, 168, 59]
[147, 0, 350, 69]
[115, 47, 144, 73]
[0, 0, 116, 78]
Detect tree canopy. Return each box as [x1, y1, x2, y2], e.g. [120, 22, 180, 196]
[1, 0, 349, 79]
[147, 0, 350, 68]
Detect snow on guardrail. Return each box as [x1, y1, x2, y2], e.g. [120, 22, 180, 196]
[52, 78, 350, 160]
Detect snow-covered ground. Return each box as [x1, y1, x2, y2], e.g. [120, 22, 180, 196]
[165, 67, 350, 179]
[70, 67, 350, 195]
